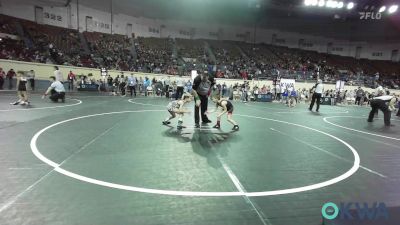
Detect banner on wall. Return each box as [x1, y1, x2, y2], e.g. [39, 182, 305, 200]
[336, 80, 345, 91]
[100, 68, 108, 77]
[280, 79, 295, 90]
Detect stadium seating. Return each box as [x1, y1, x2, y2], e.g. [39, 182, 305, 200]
[0, 13, 399, 87]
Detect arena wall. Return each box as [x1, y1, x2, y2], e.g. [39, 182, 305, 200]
[1, 0, 399, 62]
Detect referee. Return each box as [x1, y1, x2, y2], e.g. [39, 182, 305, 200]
[368, 88, 395, 126]
[309, 79, 324, 112]
[43, 76, 66, 103]
[191, 71, 215, 128]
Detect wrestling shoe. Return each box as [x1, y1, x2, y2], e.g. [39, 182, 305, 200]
[177, 125, 186, 130]
[232, 125, 239, 131]
[10, 101, 20, 105]
[162, 121, 171, 125]
[212, 124, 220, 129]
[194, 123, 200, 128]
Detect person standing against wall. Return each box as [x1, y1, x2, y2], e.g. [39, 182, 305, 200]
[6, 69, 16, 90]
[119, 74, 126, 96]
[355, 87, 364, 105]
[309, 79, 324, 112]
[54, 66, 64, 83]
[67, 71, 76, 91]
[143, 77, 151, 96]
[175, 76, 184, 100]
[0, 68, 5, 90]
[127, 74, 137, 97]
[164, 76, 171, 98]
[27, 70, 35, 91]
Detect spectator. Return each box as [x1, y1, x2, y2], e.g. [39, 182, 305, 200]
[186, 79, 192, 93]
[119, 74, 126, 96]
[6, 68, 15, 90]
[222, 83, 227, 96]
[67, 71, 76, 90]
[175, 77, 184, 100]
[54, 66, 64, 83]
[143, 77, 151, 96]
[164, 76, 171, 98]
[127, 74, 137, 97]
[0, 67, 5, 89]
[355, 87, 364, 105]
[27, 70, 35, 91]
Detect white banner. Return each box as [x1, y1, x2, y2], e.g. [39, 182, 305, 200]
[191, 70, 198, 81]
[336, 80, 345, 91]
[280, 79, 296, 90]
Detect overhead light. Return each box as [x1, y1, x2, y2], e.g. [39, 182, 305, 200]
[388, 5, 398, 14]
[347, 2, 354, 10]
[304, 0, 312, 6]
[331, 1, 338, 8]
[311, 0, 318, 6]
[379, 6, 386, 13]
[326, 0, 333, 8]
[337, 2, 344, 8]
[318, 0, 325, 7]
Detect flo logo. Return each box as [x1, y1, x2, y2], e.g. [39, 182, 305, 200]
[321, 202, 389, 220]
[359, 12, 382, 20]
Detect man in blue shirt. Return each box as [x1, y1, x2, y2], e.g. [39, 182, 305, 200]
[127, 74, 137, 97]
[143, 77, 151, 96]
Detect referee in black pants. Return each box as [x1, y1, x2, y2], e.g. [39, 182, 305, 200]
[309, 79, 324, 112]
[368, 95, 394, 126]
[192, 71, 215, 128]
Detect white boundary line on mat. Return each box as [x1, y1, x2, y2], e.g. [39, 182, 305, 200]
[29, 110, 360, 197]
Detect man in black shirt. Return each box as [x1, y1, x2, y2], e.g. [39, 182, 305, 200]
[191, 71, 215, 128]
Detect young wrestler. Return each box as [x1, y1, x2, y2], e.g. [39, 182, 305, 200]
[207, 94, 239, 131]
[10, 71, 29, 105]
[162, 94, 192, 130]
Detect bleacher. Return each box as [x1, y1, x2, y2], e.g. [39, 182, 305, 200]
[208, 40, 242, 65]
[176, 38, 205, 61]
[0, 14, 18, 35]
[0, 13, 398, 86]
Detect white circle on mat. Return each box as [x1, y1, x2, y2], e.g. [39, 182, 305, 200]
[31, 110, 360, 197]
[323, 116, 400, 141]
[0, 99, 82, 112]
